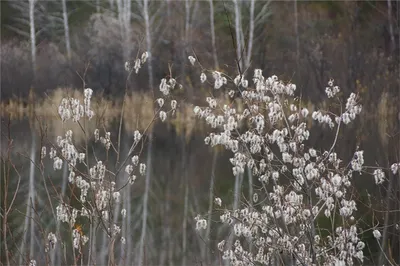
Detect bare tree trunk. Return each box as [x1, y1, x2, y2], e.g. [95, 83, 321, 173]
[116, 0, 123, 35]
[100, 220, 108, 264]
[137, 2, 155, 263]
[247, 166, 253, 254]
[143, 0, 154, 91]
[159, 155, 173, 266]
[61, 0, 71, 60]
[387, 0, 395, 53]
[378, 161, 394, 265]
[167, 193, 173, 265]
[204, 150, 218, 264]
[233, 0, 243, 71]
[109, 0, 114, 10]
[120, 135, 133, 265]
[28, 132, 37, 259]
[116, 0, 122, 23]
[181, 141, 189, 266]
[183, 0, 194, 100]
[208, 0, 219, 69]
[51, 162, 68, 265]
[159, 195, 167, 265]
[245, 0, 255, 69]
[138, 131, 153, 266]
[233, 173, 243, 210]
[124, 0, 131, 59]
[294, 0, 300, 72]
[116, 0, 129, 61]
[112, 138, 130, 265]
[96, 0, 100, 13]
[226, 171, 243, 265]
[185, 0, 191, 42]
[166, 0, 171, 18]
[87, 216, 95, 266]
[2, 139, 11, 266]
[182, 180, 189, 266]
[19, 131, 37, 265]
[117, 0, 132, 61]
[29, 0, 36, 78]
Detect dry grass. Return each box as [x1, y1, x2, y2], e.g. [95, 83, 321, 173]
[0, 89, 205, 143]
[1, 88, 397, 146]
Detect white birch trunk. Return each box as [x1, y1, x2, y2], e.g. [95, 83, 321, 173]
[167, 194, 173, 265]
[387, 0, 395, 53]
[205, 150, 218, 264]
[138, 131, 153, 266]
[19, 131, 36, 264]
[51, 162, 68, 265]
[378, 163, 394, 266]
[209, 0, 219, 69]
[117, 0, 131, 61]
[233, 0, 243, 70]
[29, 133, 36, 260]
[245, 0, 255, 69]
[158, 202, 166, 265]
[226, 171, 243, 265]
[185, 0, 191, 42]
[61, 0, 71, 61]
[166, 0, 171, 18]
[143, 0, 154, 90]
[123, 0, 131, 59]
[137, 2, 154, 263]
[182, 180, 189, 266]
[116, 0, 123, 25]
[233, 172, 243, 210]
[29, 0, 36, 77]
[113, 137, 129, 265]
[99, 222, 108, 265]
[183, 0, 195, 99]
[109, 0, 114, 11]
[87, 217, 95, 265]
[181, 139, 189, 266]
[116, 0, 124, 61]
[247, 166, 253, 253]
